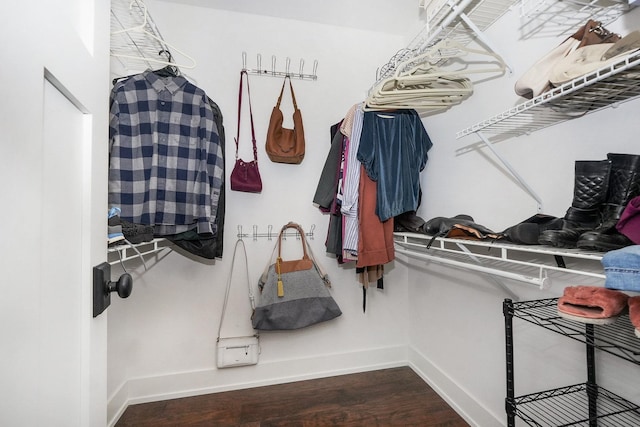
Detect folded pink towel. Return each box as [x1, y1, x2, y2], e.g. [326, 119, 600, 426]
[558, 286, 629, 324]
[628, 296, 640, 338]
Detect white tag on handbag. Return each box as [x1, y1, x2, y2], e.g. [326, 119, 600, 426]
[216, 335, 260, 368]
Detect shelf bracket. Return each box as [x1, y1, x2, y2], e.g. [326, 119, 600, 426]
[476, 131, 543, 212]
[452, 9, 513, 75]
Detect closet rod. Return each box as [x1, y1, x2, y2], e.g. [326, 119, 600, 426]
[108, 238, 173, 267]
[242, 52, 318, 80]
[237, 224, 316, 241]
[398, 240, 605, 281]
[453, 241, 519, 299]
[394, 246, 549, 288]
[396, 234, 606, 289]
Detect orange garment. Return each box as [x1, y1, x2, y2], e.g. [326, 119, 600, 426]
[356, 164, 394, 268]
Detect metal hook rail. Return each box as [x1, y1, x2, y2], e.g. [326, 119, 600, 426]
[237, 224, 316, 241]
[242, 52, 318, 80]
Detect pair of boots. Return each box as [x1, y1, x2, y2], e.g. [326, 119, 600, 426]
[538, 153, 640, 251]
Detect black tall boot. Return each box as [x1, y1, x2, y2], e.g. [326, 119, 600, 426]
[577, 153, 640, 252]
[538, 159, 611, 248]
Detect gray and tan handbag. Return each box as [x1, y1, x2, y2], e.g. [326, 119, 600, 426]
[252, 222, 341, 330]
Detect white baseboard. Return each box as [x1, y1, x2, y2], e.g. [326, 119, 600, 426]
[408, 345, 505, 427]
[108, 344, 504, 427]
[108, 345, 407, 426]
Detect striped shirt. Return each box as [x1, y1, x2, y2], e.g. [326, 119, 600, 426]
[109, 70, 224, 236]
[341, 104, 364, 258]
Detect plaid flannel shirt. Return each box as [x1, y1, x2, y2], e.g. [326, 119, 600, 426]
[109, 70, 223, 236]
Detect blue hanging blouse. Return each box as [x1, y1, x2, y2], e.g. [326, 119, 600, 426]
[357, 109, 432, 222]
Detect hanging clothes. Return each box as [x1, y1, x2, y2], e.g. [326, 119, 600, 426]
[316, 110, 412, 267]
[357, 109, 432, 222]
[357, 163, 395, 268]
[109, 70, 224, 254]
[165, 96, 227, 259]
[208, 97, 226, 258]
[314, 122, 345, 260]
[340, 104, 364, 260]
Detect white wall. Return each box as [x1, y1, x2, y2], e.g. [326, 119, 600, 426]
[410, 6, 640, 425]
[107, 1, 412, 423]
[2, 1, 111, 426]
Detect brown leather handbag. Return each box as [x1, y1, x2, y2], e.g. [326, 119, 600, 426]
[265, 76, 305, 164]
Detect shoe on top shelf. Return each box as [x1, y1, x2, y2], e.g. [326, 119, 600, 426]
[108, 207, 155, 245]
[121, 218, 154, 244]
[108, 207, 126, 245]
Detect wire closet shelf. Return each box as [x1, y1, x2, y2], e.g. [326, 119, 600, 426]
[372, 0, 517, 91]
[456, 50, 640, 139]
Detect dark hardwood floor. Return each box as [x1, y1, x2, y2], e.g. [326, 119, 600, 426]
[115, 366, 470, 426]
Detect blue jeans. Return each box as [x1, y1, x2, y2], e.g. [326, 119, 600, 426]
[602, 245, 640, 292]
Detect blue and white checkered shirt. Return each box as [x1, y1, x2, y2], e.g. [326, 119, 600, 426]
[109, 70, 224, 236]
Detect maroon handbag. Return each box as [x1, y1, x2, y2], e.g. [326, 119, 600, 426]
[230, 70, 263, 193]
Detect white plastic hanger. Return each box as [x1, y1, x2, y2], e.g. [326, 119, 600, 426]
[364, 39, 505, 112]
[111, 0, 197, 70]
[393, 39, 506, 81]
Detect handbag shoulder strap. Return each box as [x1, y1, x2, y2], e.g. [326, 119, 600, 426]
[235, 70, 258, 161]
[256, 222, 331, 288]
[258, 221, 306, 286]
[277, 221, 309, 260]
[275, 76, 298, 110]
[218, 239, 256, 340]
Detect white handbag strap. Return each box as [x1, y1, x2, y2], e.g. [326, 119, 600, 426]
[218, 238, 256, 341]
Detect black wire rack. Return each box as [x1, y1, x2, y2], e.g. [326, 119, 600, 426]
[504, 298, 640, 427]
[508, 298, 640, 364]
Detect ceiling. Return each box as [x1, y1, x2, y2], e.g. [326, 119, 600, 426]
[158, 0, 425, 36]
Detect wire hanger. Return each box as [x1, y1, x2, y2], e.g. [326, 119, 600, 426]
[112, 49, 181, 85]
[152, 50, 180, 77]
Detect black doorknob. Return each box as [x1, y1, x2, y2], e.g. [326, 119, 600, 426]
[107, 273, 133, 298]
[93, 262, 134, 317]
